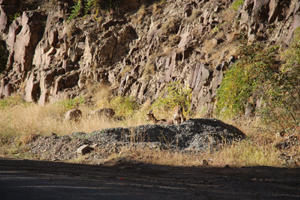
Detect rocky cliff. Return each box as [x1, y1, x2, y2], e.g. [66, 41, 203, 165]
[0, 0, 299, 114]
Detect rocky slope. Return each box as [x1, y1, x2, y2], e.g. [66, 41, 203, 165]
[0, 0, 299, 115]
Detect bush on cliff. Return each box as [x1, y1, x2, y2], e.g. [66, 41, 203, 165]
[217, 29, 300, 132]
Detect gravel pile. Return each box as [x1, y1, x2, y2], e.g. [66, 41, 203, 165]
[26, 118, 245, 162]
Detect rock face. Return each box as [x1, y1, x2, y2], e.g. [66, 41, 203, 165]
[0, 0, 299, 115]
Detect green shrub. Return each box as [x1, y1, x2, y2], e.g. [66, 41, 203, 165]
[217, 28, 300, 132]
[9, 12, 21, 21]
[216, 43, 279, 118]
[152, 81, 192, 116]
[68, 0, 117, 22]
[261, 28, 300, 131]
[110, 96, 140, 118]
[0, 96, 29, 109]
[56, 97, 85, 110]
[230, 0, 244, 11]
[68, 0, 82, 22]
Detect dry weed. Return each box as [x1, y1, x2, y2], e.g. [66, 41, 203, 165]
[132, 4, 147, 25]
[0, 97, 291, 167]
[168, 34, 181, 47]
[152, 3, 163, 15]
[187, 8, 201, 23]
[89, 83, 113, 108]
[220, 9, 237, 23]
[160, 17, 180, 36]
[65, 21, 77, 37]
[142, 62, 156, 81]
[202, 40, 216, 55]
[117, 65, 132, 82]
[111, 146, 205, 166]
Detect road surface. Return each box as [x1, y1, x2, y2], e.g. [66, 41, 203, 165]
[0, 158, 300, 199]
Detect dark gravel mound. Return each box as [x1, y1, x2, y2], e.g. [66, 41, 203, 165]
[86, 118, 245, 152]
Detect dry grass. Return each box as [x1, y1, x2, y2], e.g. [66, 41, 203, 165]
[104, 117, 289, 168]
[132, 4, 147, 25]
[0, 96, 144, 139]
[160, 17, 180, 36]
[107, 132, 285, 167]
[187, 8, 201, 23]
[202, 40, 216, 56]
[220, 9, 237, 23]
[0, 96, 295, 168]
[152, 3, 163, 16]
[142, 62, 156, 81]
[65, 21, 77, 37]
[110, 147, 205, 166]
[87, 83, 113, 108]
[117, 65, 132, 83]
[168, 34, 181, 47]
[209, 140, 282, 167]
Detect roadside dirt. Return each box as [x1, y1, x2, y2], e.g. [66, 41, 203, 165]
[0, 158, 299, 200]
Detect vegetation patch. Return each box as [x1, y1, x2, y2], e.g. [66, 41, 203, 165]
[168, 34, 181, 47]
[0, 95, 28, 109]
[132, 4, 147, 25]
[110, 96, 140, 118]
[68, 0, 82, 22]
[56, 97, 85, 110]
[142, 62, 156, 81]
[216, 42, 279, 118]
[261, 28, 300, 131]
[152, 81, 192, 116]
[217, 29, 300, 133]
[68, 0, 117, 22]
[230, 0, 244, 11]
[160, 17, 180, 36]
[117, 65, 132, 83]
[9, 12, 21, 21]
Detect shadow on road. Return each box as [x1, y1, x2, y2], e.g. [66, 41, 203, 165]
[0, 158, 300, 200]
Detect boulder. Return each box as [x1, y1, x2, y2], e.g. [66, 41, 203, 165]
[89, 108, 115, 119]
[77, 144, 93, 155]
[65, 108, 82, 121]
[4, 82, 12, 97]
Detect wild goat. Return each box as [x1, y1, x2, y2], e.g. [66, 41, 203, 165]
[173, 105, 186, 125]
[146, 110, 173, 125]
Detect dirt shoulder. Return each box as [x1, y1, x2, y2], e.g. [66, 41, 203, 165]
[0, 158, 299, 200]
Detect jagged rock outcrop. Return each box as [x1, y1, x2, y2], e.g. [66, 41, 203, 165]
[0, 0, 299, 115]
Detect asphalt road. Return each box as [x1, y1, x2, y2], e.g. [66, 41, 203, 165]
[0, 158, 300, 200]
